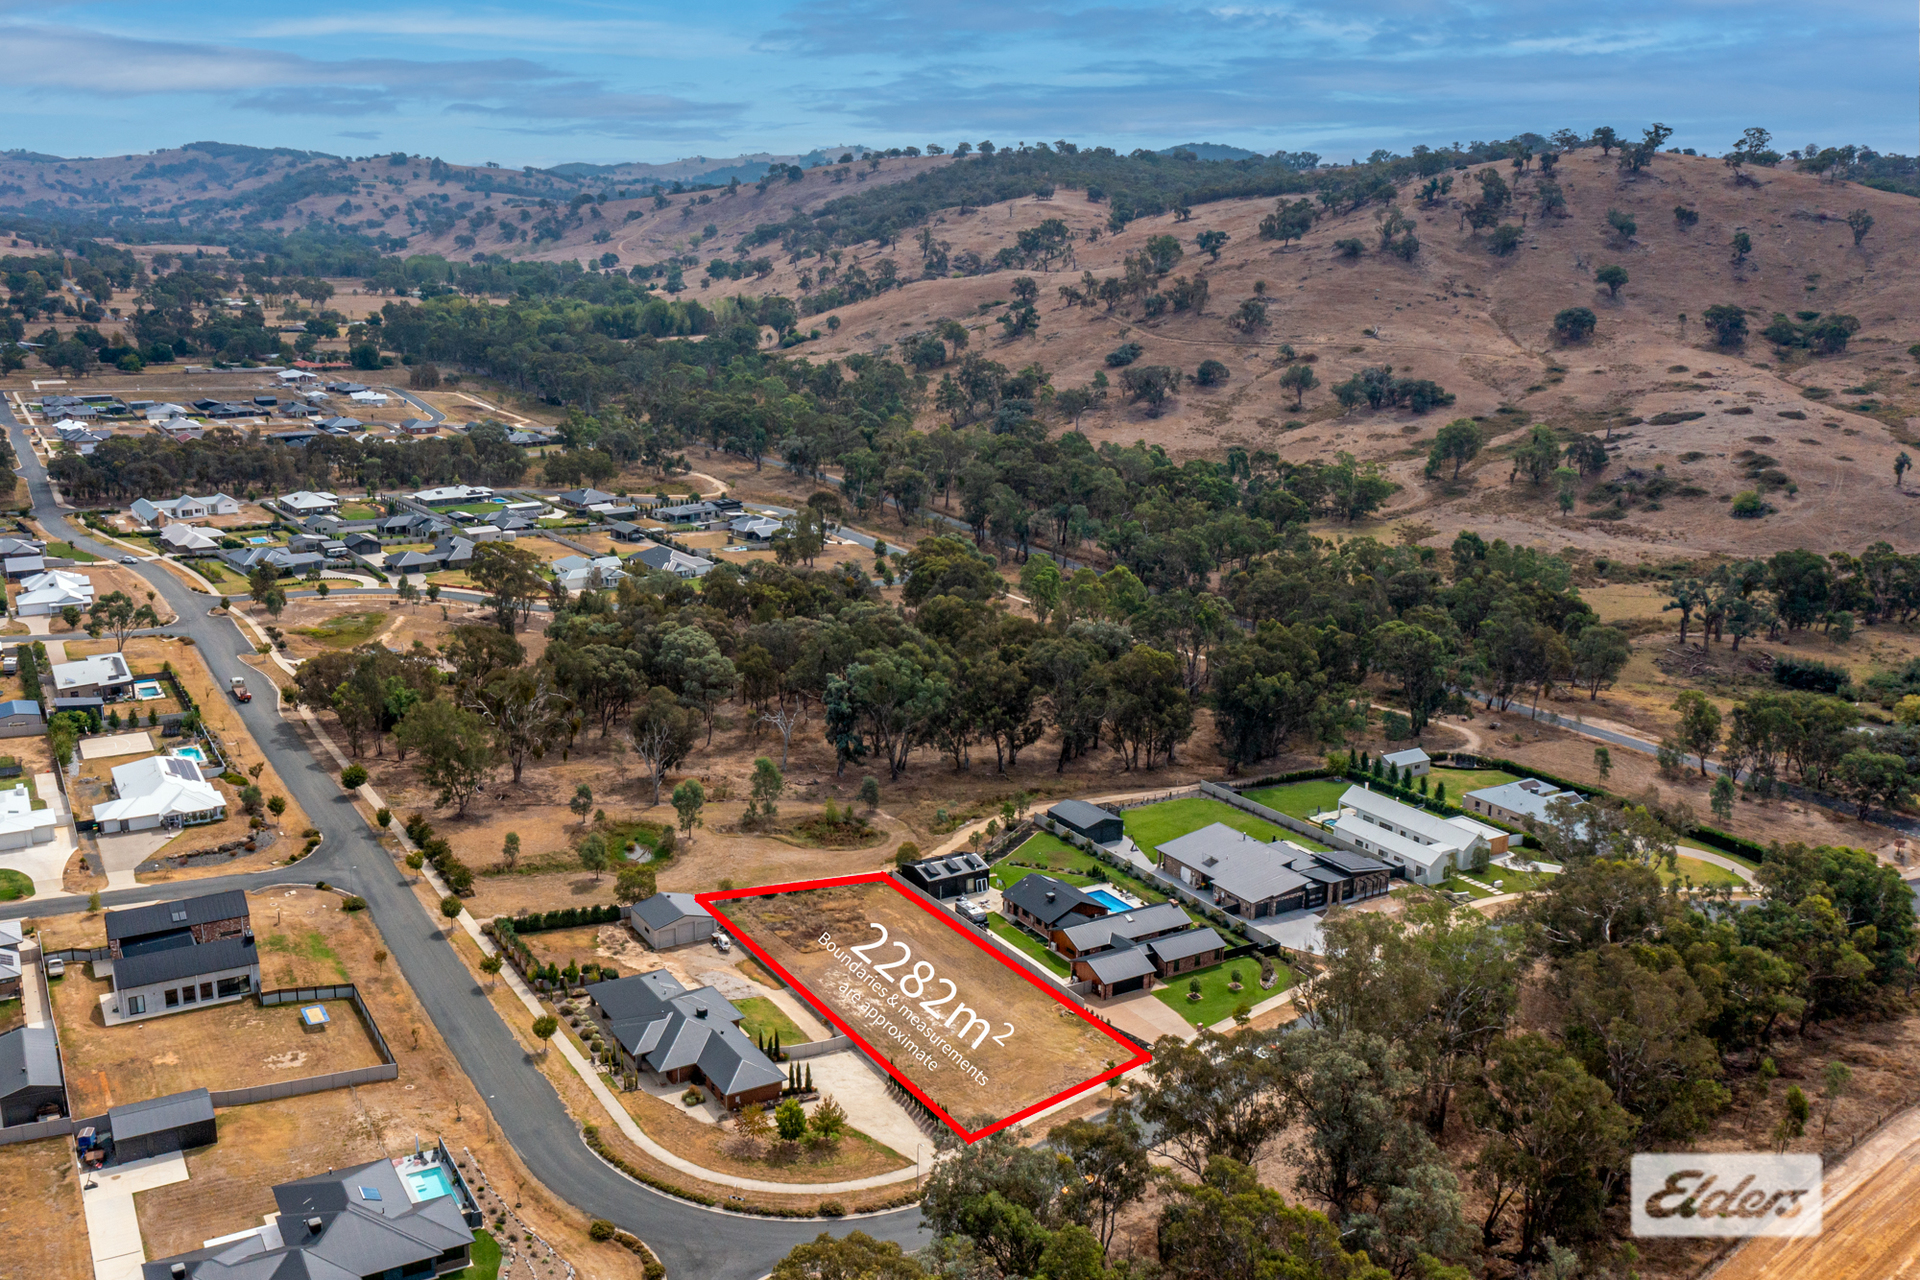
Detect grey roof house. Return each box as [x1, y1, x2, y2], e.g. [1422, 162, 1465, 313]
[103, 890, 259, 1023]
[143, 1143, 478, 1279]
[1001, 874, 1106, 933]
[583, 970, 785, 1110]
[1047, 799, 1124, 844]
[0, 1025, 64, 1127]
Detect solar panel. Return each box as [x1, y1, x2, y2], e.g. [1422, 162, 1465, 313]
[358, 1186, 382, 1201]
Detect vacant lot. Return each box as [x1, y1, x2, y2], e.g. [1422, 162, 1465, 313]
[0, 1136, 90, 1279]
[717, 878, 1136, 1133]
[50, 969, 383, 1115]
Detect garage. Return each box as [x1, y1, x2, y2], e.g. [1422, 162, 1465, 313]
[626, 893, 715, 950]
[105, 1088, 216, 1163]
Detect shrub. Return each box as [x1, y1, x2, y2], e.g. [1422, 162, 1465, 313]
[1553, 307, 1597, 343]
[340, 896, 367, 912]
[1104, 342, 1143, 368]
[376, 807, 392, 827]
[1488, 224, 1523, 256]
[1772, 654, 1850, 695]
[1729, 490, 1770, 518]
[588, 1220, 616, 1242]
[340, 764, 368, 789]
[1333, 237, 1364, 259]
[1194, 359, 1230, 387]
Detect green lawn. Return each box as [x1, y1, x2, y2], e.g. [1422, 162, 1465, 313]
[335, 502, 383, 520]
[1427, 766, 1522, 801]
[1666, 853, 1747, 888]
[42, 541, 97, 563]
[1127, 795, 1331, 855]
[294, 610, 387, 646]
[0, 868, 32, 901]
[1152, 959, 1289, 1028]
[987, 913, 1071, 976]
[1476, 865, 1556, 893]
[1243, 779, 1350, 821]
[452, 1230, 500, 1280]
[1439, 875, 1495, 900]
[734, 995, 810, 1047]
[993, 833, 1167, 904]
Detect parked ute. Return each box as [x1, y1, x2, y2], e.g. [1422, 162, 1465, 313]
[230, 676, 251, 702]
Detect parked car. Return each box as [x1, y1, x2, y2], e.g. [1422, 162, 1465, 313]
[230, 676, 251, 702]
[120, 554, 138, 564]
[45, 957, 64, 979]
[712, 931, 732, 953]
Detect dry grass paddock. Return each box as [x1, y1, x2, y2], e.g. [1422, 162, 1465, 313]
[0, 1136, 90, 1279]
[719, 879, 1127, 1130]
[48, 967, 384, 1117]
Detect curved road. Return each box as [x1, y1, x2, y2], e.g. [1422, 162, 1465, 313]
[0, 405, 928, 1278]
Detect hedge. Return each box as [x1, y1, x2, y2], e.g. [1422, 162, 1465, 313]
[1685, 824, 1770, 864]
[511, 904, 621, 933]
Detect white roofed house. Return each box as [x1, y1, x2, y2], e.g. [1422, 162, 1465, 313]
[278, 490, 340, 516]
[16, 568, 95, 616]
[551, 554, 627, 592]
[129, 493, 240, 525]
[51, 651, 133, 699]
[158, 523, 219, 554]
[1381, 747, 1431, 777]
[1328, 785, 1490, 886]
[93, 753, 227, 832]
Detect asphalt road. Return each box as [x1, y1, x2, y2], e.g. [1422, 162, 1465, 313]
[0, 401, 928, 1277]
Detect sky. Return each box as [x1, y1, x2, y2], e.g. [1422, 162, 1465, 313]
[2, 0, 1913, 168]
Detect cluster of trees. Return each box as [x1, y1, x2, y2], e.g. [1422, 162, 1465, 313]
[1660, 545, 1920, 651]
[774, 807, 1911, 1279]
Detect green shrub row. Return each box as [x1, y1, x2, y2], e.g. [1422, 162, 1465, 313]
[511, 904, 622, 933]
[404, 812, 474, 894]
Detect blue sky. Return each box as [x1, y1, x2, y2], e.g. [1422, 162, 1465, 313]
[3, 0, 1912, 167]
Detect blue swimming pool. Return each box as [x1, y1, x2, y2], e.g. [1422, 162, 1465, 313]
[1086, 888, 1136, 912]
[173, 746, 206, 762]
[133, 681, 164, 700]
[402, 1165, 454, 1203]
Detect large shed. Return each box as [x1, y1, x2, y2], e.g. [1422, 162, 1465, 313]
[107, 1087, 216, 1162]
[625, 893, 716, 951]
[0, 1026, 66, 1127]
[1047, 799, 1124, 845]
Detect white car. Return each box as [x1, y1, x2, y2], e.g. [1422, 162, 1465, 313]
[120, 554, 138, 564]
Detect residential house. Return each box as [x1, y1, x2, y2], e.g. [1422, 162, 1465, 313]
[464, 525, 512, 544]
[0, 1026, 65, 1127]
[16, 569, 94, 617]
[142, 402, 192, 421]
[583, 970, 785, 1111]
[648, 497, 741, 522]
[380, 511, 451, 539]
[0, 699, 43, 738]
[0, 782, 57, 850]
[142, 1147, 478, 1280]
[1001, 874, 1107, 935]
[399, 418, 439, 436]
[94, 753, 228, 833]
[625, 893, 717, 950]
[158, 523, 219, 554]
[506, 429, 552, 446]
[555, 488, 618, 510]
[274, 368, 318, 385]
[1158, 822, 1392, 915]
[151, 419, 205, 442]
[606, 521, 647, 542]
[102, 889, 258, 1021]
[130, 493, 240, 524]
[278, 490, 340, 516]
[52, 652, 132, 700]
[1463, 778, 1583, 839]
[1329, 786, 1491, 885]
[53, 422, 110, 454]
[218, 546, 326, 577]
[500, 500, 548, 518]
[341, 531, 383, 557]
[324, 380, 369, 394]
[551, 554, 626, 592]
[729, 514, 784, 541]
[349, 390, 390, 405]
[1070, 926, 1228, 997]
[898, 852, 990, 900]
[269, 428, 322, 446]
[0, 536, 46, 561]
[385, 550, 442, 575]
[0, 919, 20, 1000]
[319, 416, 363, 433]
[1046, 798, 1124, 845]
[430, 536, 475, 570]
[1073, 947, 1158, 998]
[411, 484, 493, 506]
[1381, 747, 1431, 777]
[625, 542, 713, 579]
[3, 555, 44, 580]
[1053, 901, 1193, 959]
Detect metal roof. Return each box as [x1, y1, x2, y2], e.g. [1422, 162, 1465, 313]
[1001, 874, 1103, 927]
[1157, 823, 1312, 905]
[628, 892, 709, 931]
[1147, 927, 1227, 965]
[110, 1087, 215, 1139]
[1047, 798, 1119, 833]
[112, 933, 257, 991]
[1057, 901, 1193, 952]
[107, 889, 249, 942]
[1080, 946, 1157, 984]
[0, 1025, 62, 1091]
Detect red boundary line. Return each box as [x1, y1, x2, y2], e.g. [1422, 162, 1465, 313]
[698, 872, 1151, 1143]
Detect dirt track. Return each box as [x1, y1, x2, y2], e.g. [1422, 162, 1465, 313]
[1710, 1106, 1920, 1280]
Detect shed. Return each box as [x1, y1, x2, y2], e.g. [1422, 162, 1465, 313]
[1381, 747, 1431, 777]
[0, 699, 44, 738]
[0, 1026, 66, 1127]
[1047, 799, 1124, 845]
[625, 893, 715, 950]
[108, 1087, 216, 1162]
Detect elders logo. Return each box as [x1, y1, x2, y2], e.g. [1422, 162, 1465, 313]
[1631, 1154, 1822, 1238]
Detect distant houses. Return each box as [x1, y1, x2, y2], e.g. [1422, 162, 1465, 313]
[1326, 786, 1493, 885]
[1156, 823, 1391, 916]
[411, 484, 494, 507]
[16, 569, 94, 617]
[130, 494, 240, 524]
[623, 542, 712, 579]
[277, 490, 341, 517]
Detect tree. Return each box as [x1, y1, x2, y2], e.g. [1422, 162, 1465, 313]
[469, 542, 547, 633]
[775, 1098, 808, 1142]
[1134, 1030, 1289, 1176]
[1050, 1110, 1150, 1251]
[1703, 303, 1749, 347]
[1595, 264, 1628, 298]
[1605, 208, 1636, 241]
[1552, 307, 1596, 343]
[1732, 230, 1753, 264]
[340, 764, 369, 790]
[439, 896, 464, 931]
[1372, 621, 1450, 735]
[630, 686, 699, 804]
[1468, 1033, 1635, 1259]
[578, 832, 610, 881]
[747, 756, 784, 827]
[1672, 690, 1721, 775]
[1594, 745, 1611, 782]
[395, 698, 498, 814]
[87, 592, 160, 651]
[1836, 748, 1909, 819]
[1279, 1029, 1431, 1222]
[809, 1095, 848, 1148]
[1351, 1163, 1477, 1280]
[501, 831, 520, 870]
[769, 1233, 926, 1280]
[1591, 126, 1619, 156]
[1278, 362, 1317, 408]
[1711, 771, 1736, 823]
[1195, 229, 1229, 261]
[1156, 1159, 1393, 1280]
[1561, 946, 1727, 1144]
[615, 863, 656, 904]
[1847, 208, 1874, 246]
[1510, 425, 1562, 486]
[1896, 452, 1910, 489]
[1424, 418, 1483, 481]
[672, 777, 705, 840]
[467, 665, 569, 784]
[1571, 626, 1630, 699]
[531, 1014, 558, 1055]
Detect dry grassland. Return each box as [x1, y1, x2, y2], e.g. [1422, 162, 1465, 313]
[718, 879, 1129, 1130]
[0, 1136, 90, 1280]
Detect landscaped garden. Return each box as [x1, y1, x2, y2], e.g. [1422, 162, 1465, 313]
[1152, 958, 1291, 1028]
[0, 869, 31, 901]
[1426, 766, 1523, 800]
[733, 995, 809, 1047]
[990, 832, 1168, 904]
[986, 913, 1070, 976]
[1665, 853, 1748, 889]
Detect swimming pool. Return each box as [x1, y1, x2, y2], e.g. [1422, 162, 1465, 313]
[248, 536, 271, 545]
[172, 746, 206, 763]
[133, 681, 164, 700]
[402, 1165, 454, 1203]
[1086, 888, 1138, 912]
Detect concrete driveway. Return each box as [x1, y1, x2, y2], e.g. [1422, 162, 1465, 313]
[1097, 987, 1200, 1044]
[0, 771, 77, 897]
[94, 828, 174, 890]
[82, 1150, 189, 1280]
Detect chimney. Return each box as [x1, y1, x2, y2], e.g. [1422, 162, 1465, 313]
[1044, 891, 1056, 903]
[306, 1217, 323, 1234]
[695, 1004, 708, 1019]
[171, 1266, 187, 1279]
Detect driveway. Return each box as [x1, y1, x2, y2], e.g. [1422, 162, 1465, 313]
[0, 771, 77, 896]
[93, 828, 174, 889]
[82, 1150, 189, 1280]
[1096, 988, 1198, 1044]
